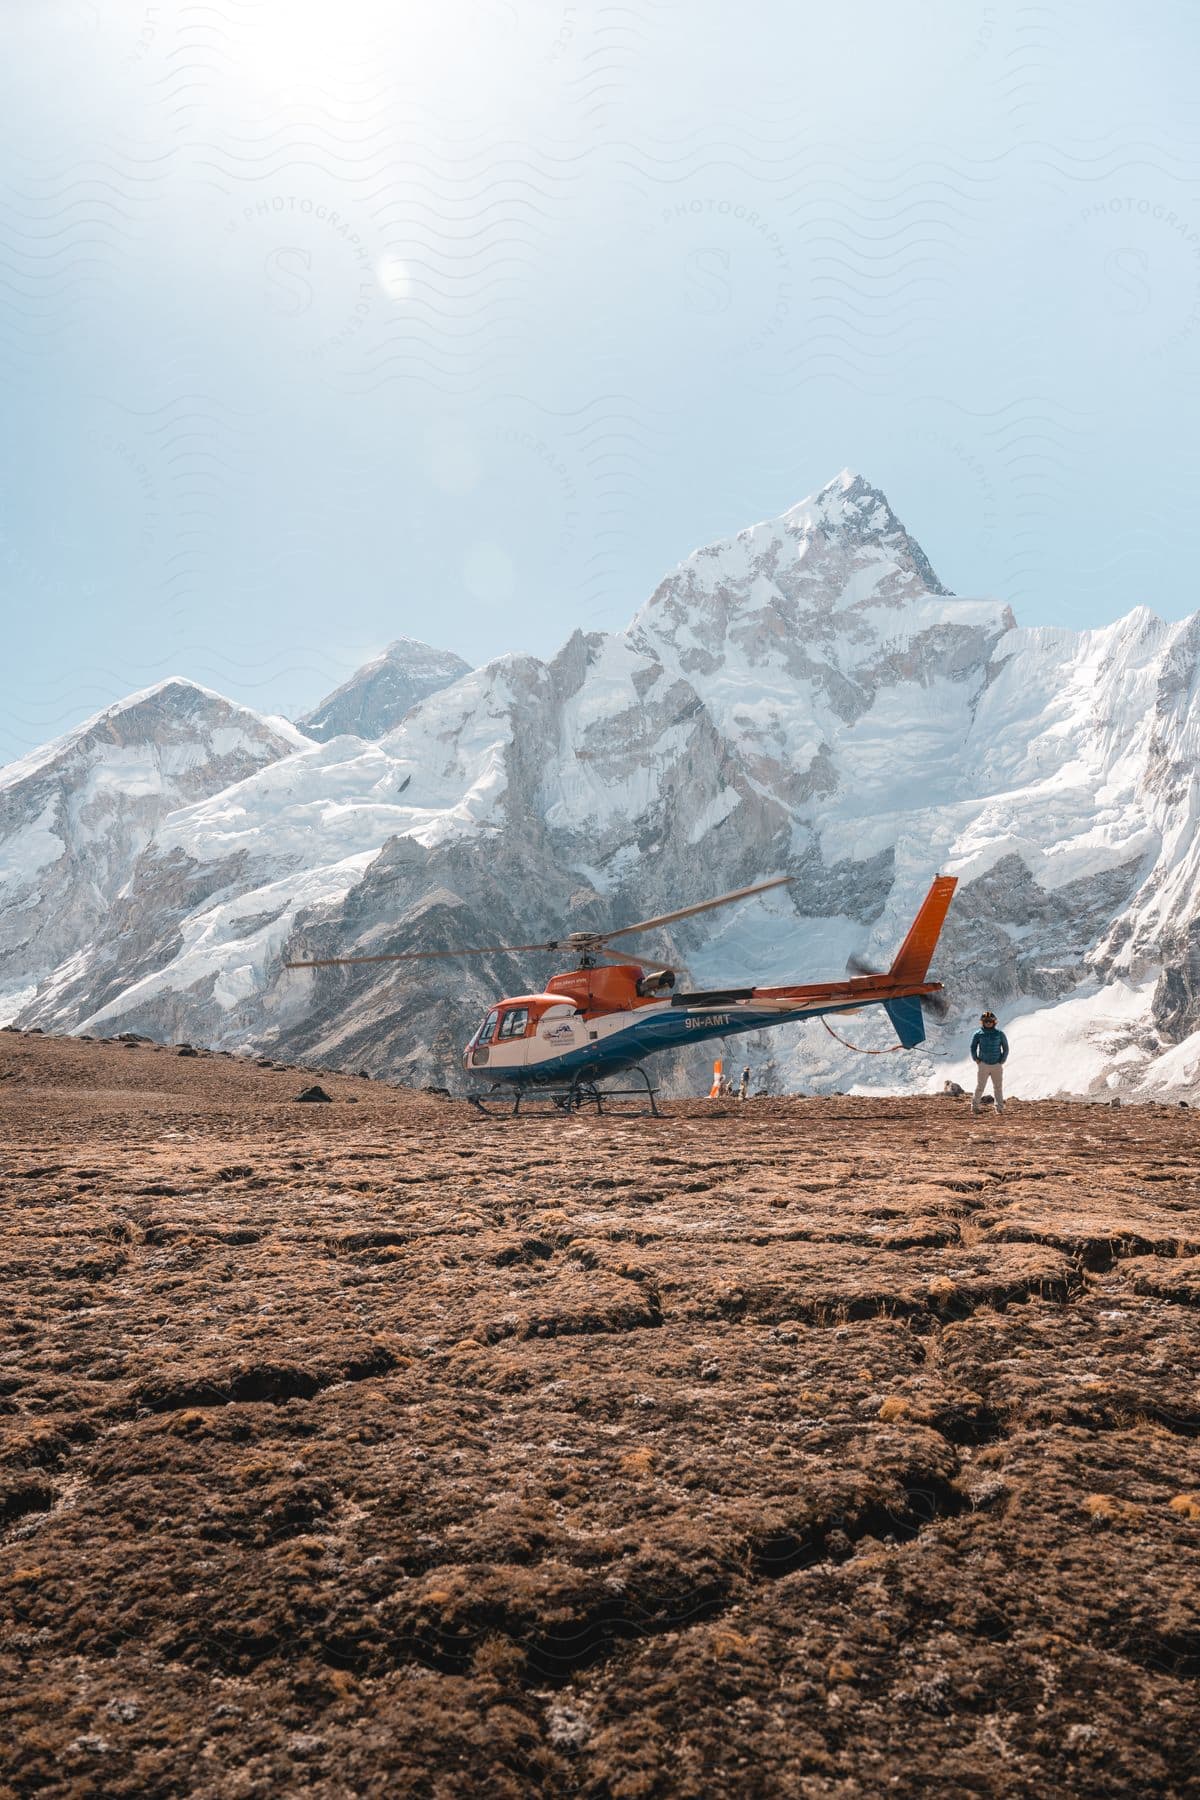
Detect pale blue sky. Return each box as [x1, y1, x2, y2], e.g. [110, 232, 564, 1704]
[1, 0, 1199, 760]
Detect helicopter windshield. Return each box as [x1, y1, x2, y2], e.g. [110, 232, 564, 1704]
[476, 1008, 499, 1046]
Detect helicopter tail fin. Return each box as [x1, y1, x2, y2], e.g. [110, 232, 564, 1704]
[888, 875, 957, 985]
[882, 994, 927, 1049]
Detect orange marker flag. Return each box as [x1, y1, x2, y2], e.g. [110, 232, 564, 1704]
[709, 1058, 723, 1099]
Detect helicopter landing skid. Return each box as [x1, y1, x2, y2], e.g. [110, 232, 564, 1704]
[470, 1066, 660, 1118]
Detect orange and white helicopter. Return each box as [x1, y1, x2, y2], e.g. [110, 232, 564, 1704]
[287, 874, 957, 1112]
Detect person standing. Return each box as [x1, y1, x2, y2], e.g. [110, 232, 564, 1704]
[970, 1010, 1009, 1115]
[738, 1066, 750, 1101]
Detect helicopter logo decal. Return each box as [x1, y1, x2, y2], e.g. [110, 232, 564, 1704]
[542, 1021, 578, 1043]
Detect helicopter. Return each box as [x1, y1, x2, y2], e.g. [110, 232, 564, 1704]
[285, 873, 958, 1113]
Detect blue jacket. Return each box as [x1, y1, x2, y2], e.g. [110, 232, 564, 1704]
[971, 1027, 1008, 1065]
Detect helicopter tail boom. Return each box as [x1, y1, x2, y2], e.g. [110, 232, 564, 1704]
[742, 875, 957, 1045]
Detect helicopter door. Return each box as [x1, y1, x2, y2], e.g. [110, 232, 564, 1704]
[479, 1005, 533, 1071]
[495, 1007, 530, 1062]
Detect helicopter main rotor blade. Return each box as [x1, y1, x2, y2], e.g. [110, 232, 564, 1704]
[603, 875, 792, 943]
[285, 941, 556, 970]
[285, 874, 792, 972]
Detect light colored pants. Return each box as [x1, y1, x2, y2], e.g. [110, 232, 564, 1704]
[973, 1062, 1005, 1112]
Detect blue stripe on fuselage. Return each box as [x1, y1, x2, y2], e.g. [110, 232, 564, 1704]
[475, 1004, 818, 1086]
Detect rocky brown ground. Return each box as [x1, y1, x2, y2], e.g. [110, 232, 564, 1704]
[1, 1028, 1198, 1798]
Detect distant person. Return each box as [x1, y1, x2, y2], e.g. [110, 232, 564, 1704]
[738, 1066, 750, 1101]
[970, 1010, 1009, 1115]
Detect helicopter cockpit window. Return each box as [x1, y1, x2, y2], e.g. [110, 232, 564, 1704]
[498, 1007, 529, 1040]
[477, 1009, 499, 1046]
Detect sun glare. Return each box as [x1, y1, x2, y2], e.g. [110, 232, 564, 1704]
[226, 0, 528, 101]
[232, 0, 392, 87]
[377, 257, 411, 302]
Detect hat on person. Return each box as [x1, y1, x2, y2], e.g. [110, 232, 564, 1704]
[980, 1010, 997, 1026]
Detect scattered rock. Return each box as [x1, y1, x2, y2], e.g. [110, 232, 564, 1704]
[546, 1703, 591, 1749]
[294, 1085, 333, 1103]
[943, 1081, 965, 1098]
[177, 1045, 198, 1058]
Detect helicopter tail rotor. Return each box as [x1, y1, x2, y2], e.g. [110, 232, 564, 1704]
[846, 951, 951, 1021]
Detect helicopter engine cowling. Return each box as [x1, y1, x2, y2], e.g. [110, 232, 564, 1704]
[545, 963, 651, 1016]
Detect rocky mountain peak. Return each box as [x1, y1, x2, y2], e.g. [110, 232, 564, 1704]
[814, 466, 886, 513]
[297, 637, 472, 743]
[0, 682, 305, 1023]
[628, 473, 973, 687]
[0, 679, 303, 792]
[780, 470, 951, 599]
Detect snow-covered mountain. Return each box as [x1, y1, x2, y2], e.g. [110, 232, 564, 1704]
[0, 680, 304, 1024]
[296, 637, 471, 741]
[6, 471, 1200, 1101]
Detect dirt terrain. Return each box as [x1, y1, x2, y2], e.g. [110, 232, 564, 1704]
[1, 1028, 1198, 1798]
